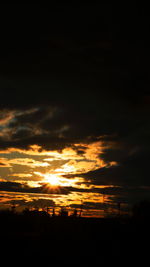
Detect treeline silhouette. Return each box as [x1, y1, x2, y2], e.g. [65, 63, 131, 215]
[0, 200, 150, 264]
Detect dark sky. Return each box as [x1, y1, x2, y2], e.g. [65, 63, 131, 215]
[0, 4, 150, 215]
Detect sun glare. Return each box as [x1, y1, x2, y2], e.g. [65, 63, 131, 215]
[45, 174, 60, 186]
[34, 171, 86, 188]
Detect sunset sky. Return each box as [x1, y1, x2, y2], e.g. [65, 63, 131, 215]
[0, 4, 150, 217]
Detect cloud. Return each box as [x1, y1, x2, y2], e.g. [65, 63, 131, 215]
[0, 157, 50, 169]
[0, 158, 11, 168]
[76, 149, 150, 188]
[0, 95, 142, 152]
[8, 198, 55, 208]
[0, 108, 41, 140]
[0, 109, 15, 127]
[10, 173, 33, 179]
[0, 181, 70, 195]
[9, 158, 50, 168]
[0, 141, 109, 177]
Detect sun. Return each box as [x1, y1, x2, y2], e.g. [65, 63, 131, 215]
[45, 174, 60, 186]
[34, 171, 83, 188]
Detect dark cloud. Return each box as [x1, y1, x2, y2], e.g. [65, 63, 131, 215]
[0, 181, 96, 195]
[0, 182, 70, 195]
[0, 179, 119, 197]
[74, 149, 150, 189]
[8, 198, 55, 208]
[26, 199, 55, 208]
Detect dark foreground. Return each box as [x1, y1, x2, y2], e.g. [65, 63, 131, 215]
[0, 210, 149, 264]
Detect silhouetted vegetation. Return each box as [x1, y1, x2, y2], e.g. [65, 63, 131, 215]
[0, 202, 150, 264]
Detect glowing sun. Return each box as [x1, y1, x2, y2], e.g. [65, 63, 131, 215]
[45, 174, 60, 186]
[34, 171, 83, 188]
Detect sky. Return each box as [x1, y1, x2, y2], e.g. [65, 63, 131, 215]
[0, 4, 150, 217]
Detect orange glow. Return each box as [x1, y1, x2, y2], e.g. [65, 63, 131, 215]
[0, 141, 118, 217]
[34, 171, 85, 188]
[44, 174, 60, 186]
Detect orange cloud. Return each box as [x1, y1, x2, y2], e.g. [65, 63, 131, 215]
[11, 173, 33, 178]
[0, 110, 15, 126]
[0, 157, 50, 169]
[0, 158, 11, 168]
